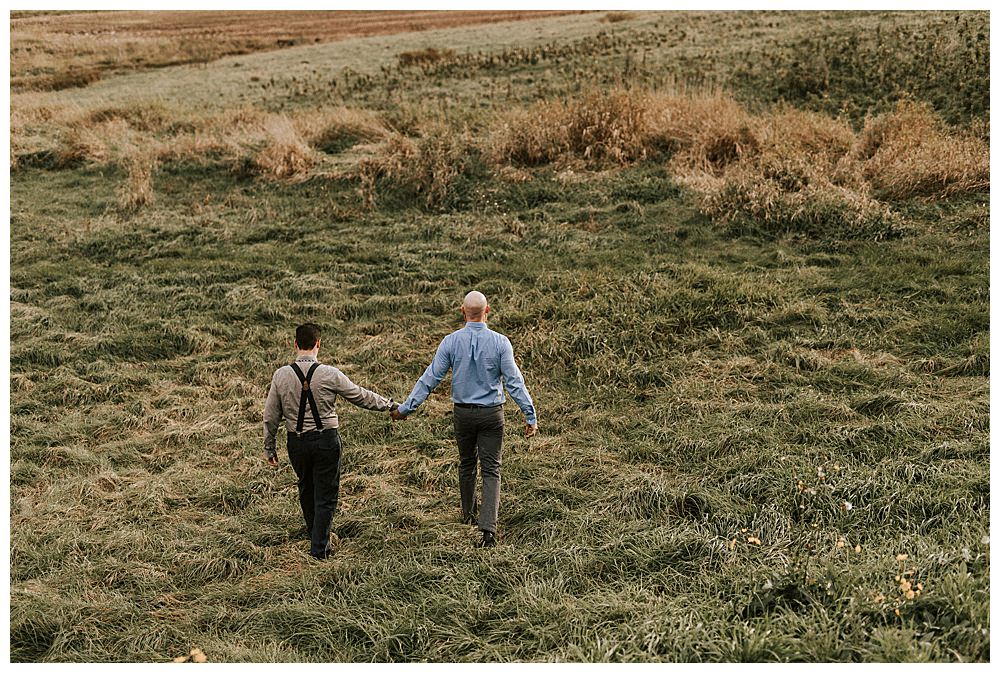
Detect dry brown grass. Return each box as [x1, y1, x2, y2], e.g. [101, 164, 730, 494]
[489, 101, 569, 166]
[356, 133, 422, 207]
[664, 97, 899, 237]
[398, 47, 457, 68]
[651, 93, 760, 174]
[116, 149, 158, 214]
[853, 100, 989, 200]
[490, 89, 654, 166]
[55, 118, 132, 168]
[251, 116, 316, 182]
[356, 123, 474, 210]
[695, 168, 899, 238]
[293, 107, 394, 153]
[11, 82, 988, 226]
[601, 12, 636, 23]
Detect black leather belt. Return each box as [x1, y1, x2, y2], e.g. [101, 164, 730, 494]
[294, 428, 338, 438]
[454, 402, 504, 409]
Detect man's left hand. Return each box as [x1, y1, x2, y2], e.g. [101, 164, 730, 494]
[525, 423, 538, 438]
[266, 454, 279, 468]
[390, 408, 408, 421]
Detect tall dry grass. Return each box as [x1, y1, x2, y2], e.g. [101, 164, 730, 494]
[116, 149, 158, 214]
[11, 88, 989, 223]
[490, 90, 653, 166]
[648, 93, 760, 174]
[664, 102, 899, 237]
[853, 100, 990, 200]
[356, 123, 477, 210]
[293, 106, 394, 150]
[251, 115, 316, 182]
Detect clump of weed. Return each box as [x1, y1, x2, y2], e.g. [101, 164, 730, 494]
[357, 124, 482, 210]
[294, 107, 393, 154]
[853, 101, 989, 200]
[116, 149, 158, 214]
[356, 132, 421, 207]
[53, 119, 119, 168]
[87, 101, 177, 133]
[42, 65, 102, 91]
[251, 115, 316, 181]
[564, 89, 651, 164]
[489, 101, 569, 166]
[398, 47, 457, 68]
[491, 88, 652, 166]
[652, 93, 759, 172]
[601, 12, 635, 23]
[671, 100, 902, 239]
[697, 172, 899, 240]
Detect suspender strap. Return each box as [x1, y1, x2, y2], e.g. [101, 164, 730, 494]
[290, 362, 323, 434]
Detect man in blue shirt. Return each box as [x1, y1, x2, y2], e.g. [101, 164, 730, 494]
[392, 291, 537, 547]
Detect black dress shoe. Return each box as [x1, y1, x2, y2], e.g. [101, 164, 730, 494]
[480, 530, 496, 548]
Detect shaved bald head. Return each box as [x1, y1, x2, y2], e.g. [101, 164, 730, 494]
[462, 291, 489, 322]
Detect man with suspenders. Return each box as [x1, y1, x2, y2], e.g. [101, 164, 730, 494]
[263, 323, 397, 559]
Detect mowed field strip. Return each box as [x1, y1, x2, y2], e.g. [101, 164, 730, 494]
[9, 10, 989, 663]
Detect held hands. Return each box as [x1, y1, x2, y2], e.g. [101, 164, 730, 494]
[525, 423, 539, 438]
[390, 408, 408, 421]
[266, 453, 279, 469]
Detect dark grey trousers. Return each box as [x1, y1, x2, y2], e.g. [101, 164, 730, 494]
[453, 405, 504, 534]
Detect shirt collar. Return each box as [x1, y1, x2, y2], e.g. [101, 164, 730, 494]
[296, 355, 318, 362]
[465, 322, 487, 330]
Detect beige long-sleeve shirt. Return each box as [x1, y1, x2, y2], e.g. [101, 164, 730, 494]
[263, 355, 394, 457]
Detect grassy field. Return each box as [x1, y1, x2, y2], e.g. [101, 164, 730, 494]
[8, 10, 990, 663]
[10, 10, 582, 92]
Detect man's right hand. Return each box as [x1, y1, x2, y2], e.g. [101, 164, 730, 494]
[525, 423, 538, 438]
[390, 408, 408, 421]
[266, 454, 279, 468]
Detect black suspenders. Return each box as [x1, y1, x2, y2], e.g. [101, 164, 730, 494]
[290, 362, 323, 435]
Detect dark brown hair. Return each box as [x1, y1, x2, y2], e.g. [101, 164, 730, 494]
[295, 323, 321, 350]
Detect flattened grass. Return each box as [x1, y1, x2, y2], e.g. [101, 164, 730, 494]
[9, 158, 989, 661]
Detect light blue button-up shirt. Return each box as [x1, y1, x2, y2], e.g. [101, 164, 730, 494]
[398, 322, 537, 425]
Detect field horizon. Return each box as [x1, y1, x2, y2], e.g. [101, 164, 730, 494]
[9, 9, 990, 663]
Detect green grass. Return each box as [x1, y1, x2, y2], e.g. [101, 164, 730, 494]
[9, 10, 989, 663]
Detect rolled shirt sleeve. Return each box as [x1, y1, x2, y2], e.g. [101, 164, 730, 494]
[398, 337, 453, 416]
[499, 336, 537, 425]
[263, 372, 282, 458]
